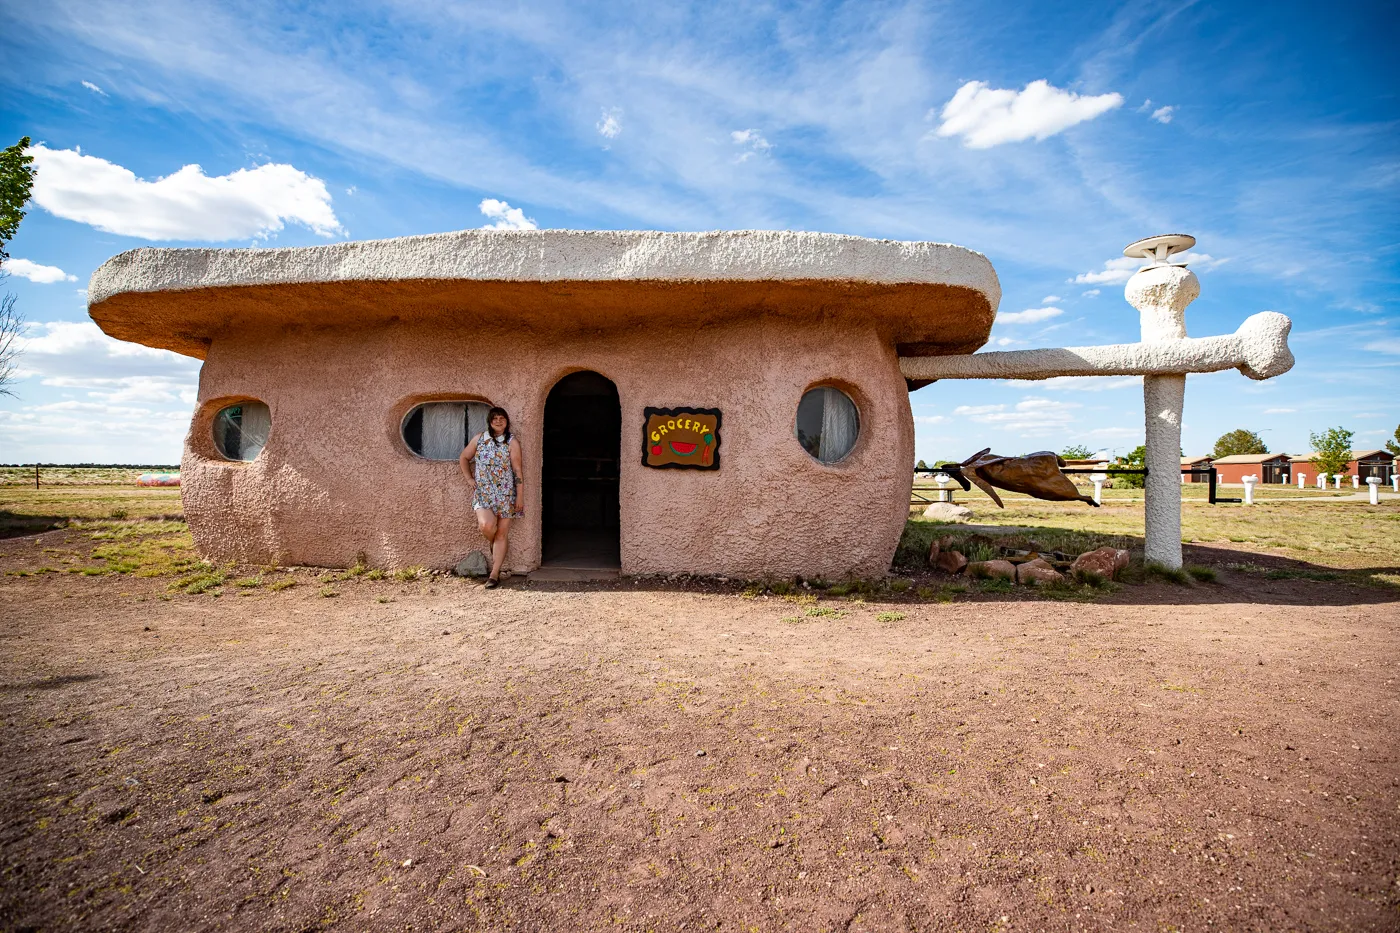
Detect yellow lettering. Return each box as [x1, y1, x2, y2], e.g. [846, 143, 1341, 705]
[683, 418, 693, 430]
[667, 420, 676, 431]
[650, 430, 660, 443]
[658, 424, 668, 436]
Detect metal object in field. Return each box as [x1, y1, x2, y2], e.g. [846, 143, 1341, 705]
[935, 448, 1098, 509]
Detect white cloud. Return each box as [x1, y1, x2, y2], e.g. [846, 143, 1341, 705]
[2, 258, 77, 284]
[1137, 99, 1153, 112]
[1039, 375, 1141, 392]
[1082, 289, 1101, 298]
[15, 321, 198, 382]
[1264, 407, 1297, 414]
[1151, 105, 1174, 124]
[996, 306, 1063, 325]
[992, 336, 1022, 347]
[597, 108, 622, 139]
[1041, 295, 1062, 304]
[479, 198, 538, 230]
[1072, 256, 1139, 285]
[1363, 338, 1400, 354]
[1073, 252, 1228, 285]
[81, 80, 107, 96]
[914, 415, 947, 424]
[731, 129, 772, 162]
[952, 396, 1081, 435]
[28, 144, 343, 241]
[934, 79, 1122, 149]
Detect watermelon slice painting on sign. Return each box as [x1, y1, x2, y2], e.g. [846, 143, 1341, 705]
[642, 407, 722, 470]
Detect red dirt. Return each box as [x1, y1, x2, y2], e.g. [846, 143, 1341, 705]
[2, 534, 1398, 931]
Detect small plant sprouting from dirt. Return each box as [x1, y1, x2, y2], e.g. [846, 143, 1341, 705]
[875, 611, 907, 623]
[805, 606, 844, 619]
[318, 585, 339, 598]
[1144, 562, 1192, 585]
[234, 576, 263, 589]
[393, 566, 428, 582]
[269, 579, 297, 592]
[1185, 565, 1218, 583]
[978, 576, 1014, 594]
[169, 569, 226, 595]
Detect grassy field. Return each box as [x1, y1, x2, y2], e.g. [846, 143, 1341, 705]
[910, 480, 1399, 573]
[0, 466, 179, 487]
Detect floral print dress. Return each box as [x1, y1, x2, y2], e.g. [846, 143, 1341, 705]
[471, 432, 522, 518]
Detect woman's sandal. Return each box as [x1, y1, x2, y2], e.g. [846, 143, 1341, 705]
[484, 576, 500, 589]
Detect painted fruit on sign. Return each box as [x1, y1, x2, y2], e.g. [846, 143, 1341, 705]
[642, 407, 722, 470]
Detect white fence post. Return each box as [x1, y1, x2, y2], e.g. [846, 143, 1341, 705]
[1334, 474, 1343, 489]
[1297, 472, 1306, 489]
[1368, 476, 1382, 505]
[1091, 472, 1107, 506]
[1316, 473, 1327, 489]
[1393, 473, 1400, 493]
[1243, 474, 1257, 505]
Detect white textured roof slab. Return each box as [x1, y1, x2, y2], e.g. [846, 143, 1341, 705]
[87, 229, 1001, 359]
[89, 229, 999, 304]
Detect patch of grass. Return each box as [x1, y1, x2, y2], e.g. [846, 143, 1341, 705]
[108, 508, 129, 520]
[393, 566, 427, 582]
[805, 606, 845, 619]
[318, 585, 339, 598]
[977, 576, 1014, 594]
[1145, 562, 1192, 585]
[741, 584, 763, 599]
[269, 579, 298, 592]
[169, 570, 226, 595]
[875, 611, 907, 623]
[888, 578, 912, 593]
[780, 592, 817, 606]
[915, 586, 934, 599]
[825, 582, 851, 597]
[365, 569, 386, 581]
[935, 583, 967, 603]
[779, 615, 803, 624]
[233, 575, 263, 589]
[1039, 579, 1117, 602]
[375, 595, 392, 604]
[1185, 565, 1217, 583]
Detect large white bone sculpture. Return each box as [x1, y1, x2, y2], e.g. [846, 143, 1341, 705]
[899, 234, 1295, 570]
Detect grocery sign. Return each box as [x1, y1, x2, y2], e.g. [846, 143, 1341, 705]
[642, 407, 721, 470]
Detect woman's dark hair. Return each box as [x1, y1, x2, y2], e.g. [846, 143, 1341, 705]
[486, 406, 512, 442]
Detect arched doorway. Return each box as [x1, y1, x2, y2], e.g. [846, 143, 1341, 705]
[542, 371, 621, 568]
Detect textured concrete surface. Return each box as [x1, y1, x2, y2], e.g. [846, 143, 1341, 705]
[898, 311, 1294, 382]
[179, 315, 914, 578]
[89, 229, 1001, 359]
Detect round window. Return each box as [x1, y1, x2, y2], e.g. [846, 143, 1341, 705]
[795, 386, 860, 464]
[213, 402, 272, 462]
[402, 401, 492, 460]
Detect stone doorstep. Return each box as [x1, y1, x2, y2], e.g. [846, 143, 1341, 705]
[525, 567, 621, 583]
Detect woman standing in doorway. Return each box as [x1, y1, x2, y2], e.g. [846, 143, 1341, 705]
[460, 407, 523, 589]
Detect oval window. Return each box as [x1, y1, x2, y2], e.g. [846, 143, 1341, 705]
[795, 386, 859, 464]
[403, 401, 492, 460]
[213, 402, 272, 462]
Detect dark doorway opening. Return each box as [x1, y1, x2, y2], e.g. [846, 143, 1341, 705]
[542, 371, 621, 568]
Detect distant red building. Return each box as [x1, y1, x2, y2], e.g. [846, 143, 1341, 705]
[1290, 450, 1394, 483]
[1212, 453, 1293, 484]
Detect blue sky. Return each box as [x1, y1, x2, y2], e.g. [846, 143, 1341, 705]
[1, 0, 1396, 464]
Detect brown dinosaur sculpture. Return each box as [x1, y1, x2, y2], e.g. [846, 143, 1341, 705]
[939, 448, 1099, 508]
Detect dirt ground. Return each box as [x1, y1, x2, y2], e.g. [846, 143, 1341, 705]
[2, 530, 1398, 932]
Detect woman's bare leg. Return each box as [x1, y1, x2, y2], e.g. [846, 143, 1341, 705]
[475, 508, 498, 545]
[490, 516, 512, 579]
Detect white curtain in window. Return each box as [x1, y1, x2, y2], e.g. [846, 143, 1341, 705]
[818, 387, 858, 463]
[466, 402, 491, 444]
[238, 402, 272, 461]
[421, 402, 467, 460]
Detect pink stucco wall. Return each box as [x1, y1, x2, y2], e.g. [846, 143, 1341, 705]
[181, 314, 916, 579]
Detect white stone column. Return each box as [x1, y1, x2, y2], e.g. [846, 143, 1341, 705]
[1351, 475, 1359, 489]
[1243, 474, 1257, 505]
[1368, 476, 1381, 505]
[1126, 256, 1197, 571]
[1091, 472, 1107, 505]
[1143, 375, 1185, 567]
[1317, 474, 1327, 489]
[1392, 473, 1399, 493]
[1334, 474, 1343, 489]
[1296, 472, 1305, 489]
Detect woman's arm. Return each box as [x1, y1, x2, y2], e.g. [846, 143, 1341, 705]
[509, 437, 524, 511]
[459, 436, 479, 488]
